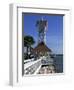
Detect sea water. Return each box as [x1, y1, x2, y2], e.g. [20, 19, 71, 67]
[53, 55, 63, 73]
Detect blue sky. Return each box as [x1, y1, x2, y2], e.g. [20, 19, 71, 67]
[23, 13, 63, 54]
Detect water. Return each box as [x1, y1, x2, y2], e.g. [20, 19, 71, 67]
[41, 55, 63, 73]
[53, 55, 63, 73]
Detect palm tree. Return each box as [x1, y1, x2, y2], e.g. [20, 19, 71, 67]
[24, 35, 35, 59]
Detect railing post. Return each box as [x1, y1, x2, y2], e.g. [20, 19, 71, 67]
[24, 58, 42, 75]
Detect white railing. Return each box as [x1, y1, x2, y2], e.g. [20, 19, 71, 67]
[24, 58, 34, 64]
[24, 58, 42, 75]
[24, 56, 54, 75]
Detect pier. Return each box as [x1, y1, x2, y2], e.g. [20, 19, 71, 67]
[24, 56, 55, 75]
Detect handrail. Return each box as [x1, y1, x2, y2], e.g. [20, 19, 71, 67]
[24, 56, 54, 74]
[24, 58, 42, 69]
[24, 58, 34, 63]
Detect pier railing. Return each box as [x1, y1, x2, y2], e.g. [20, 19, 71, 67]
[24, 58, 42, 75]
[24, 56, 54, 75]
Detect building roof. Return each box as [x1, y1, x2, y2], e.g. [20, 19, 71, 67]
[32, 42, 52, 54]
